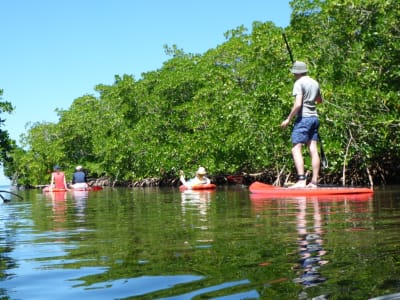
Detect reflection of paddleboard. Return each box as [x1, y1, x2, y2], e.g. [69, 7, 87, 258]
[249, 181, 373, 196]
[179, 184, 216, 192]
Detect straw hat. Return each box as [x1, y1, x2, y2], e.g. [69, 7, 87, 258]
[196, 167, 207, 175]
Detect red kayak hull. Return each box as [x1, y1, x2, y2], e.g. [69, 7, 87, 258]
[179, 184, 216, 192]
[43, 186, 103, 192]
[249, 181, 373, 196]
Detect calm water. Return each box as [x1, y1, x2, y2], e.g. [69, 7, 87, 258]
[1, 184, 400, 299]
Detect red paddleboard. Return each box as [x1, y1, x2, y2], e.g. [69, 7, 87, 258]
[249, 181, 373, 196]
[179, 184, 216, 192]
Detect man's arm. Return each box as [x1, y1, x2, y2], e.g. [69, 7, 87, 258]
[281, 94, 303, 128]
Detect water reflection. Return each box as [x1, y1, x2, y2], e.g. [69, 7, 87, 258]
[293, 197, 328, 287]
[181, 190, 214, 249]
[4, 186, 400, 299]
[181, 190, 212, 217]
[71, 190, 88, 221]
[45, 191, 68, 229]
[250, 193, 373, 291]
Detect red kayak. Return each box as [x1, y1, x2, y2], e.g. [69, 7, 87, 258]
[43, 186, 103, 192]
[179, 184, 216, 192]
[249, 181, 373, 196]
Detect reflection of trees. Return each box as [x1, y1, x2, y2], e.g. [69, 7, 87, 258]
[0, 204, 18, 299]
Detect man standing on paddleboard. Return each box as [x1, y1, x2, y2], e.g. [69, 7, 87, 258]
[280, 61, 323, 188]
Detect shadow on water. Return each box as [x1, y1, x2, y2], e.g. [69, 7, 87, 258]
[0, 185, 400, 299]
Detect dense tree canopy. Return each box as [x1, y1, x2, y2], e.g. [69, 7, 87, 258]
[2, 0, 399, 186]
[0, 89, 15, 178]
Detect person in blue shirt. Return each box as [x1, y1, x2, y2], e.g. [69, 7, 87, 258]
[70, 165, 88, 190]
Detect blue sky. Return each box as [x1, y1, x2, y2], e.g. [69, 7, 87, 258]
[0, 0, 291, 184]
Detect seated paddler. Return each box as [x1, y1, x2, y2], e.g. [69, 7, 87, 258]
[180, 166, 211, 187]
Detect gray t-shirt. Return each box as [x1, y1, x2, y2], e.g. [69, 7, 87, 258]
[292, 75, 320, 118]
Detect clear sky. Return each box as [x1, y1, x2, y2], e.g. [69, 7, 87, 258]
[0, 0, 291, 185]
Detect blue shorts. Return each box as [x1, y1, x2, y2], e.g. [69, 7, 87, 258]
[291, 117, 320, 144]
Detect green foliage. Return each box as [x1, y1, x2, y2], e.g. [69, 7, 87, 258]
[5, 0, 400, 186]
[0, 89, 16, 181]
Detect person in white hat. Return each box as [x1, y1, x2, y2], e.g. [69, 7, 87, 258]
[70, 165, 89, 190]
[280, 61, 323, 188]
[180, 166, 211, 186]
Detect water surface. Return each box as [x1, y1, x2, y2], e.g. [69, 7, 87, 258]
[1, 185, 400, 299]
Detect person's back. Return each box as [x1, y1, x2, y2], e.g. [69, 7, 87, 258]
[53, 171, 66, 189]
[73, 170, 86, 184]
[294, 75, 320, 118]
[71, 166, 88, 190]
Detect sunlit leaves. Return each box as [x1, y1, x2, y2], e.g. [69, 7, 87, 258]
[5, 0, 400, 185]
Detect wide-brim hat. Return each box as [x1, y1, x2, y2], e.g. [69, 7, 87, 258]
[291, 61, 308, 74]
[196, 167, 207, 175]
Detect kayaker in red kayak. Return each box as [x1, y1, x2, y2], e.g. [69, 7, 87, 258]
[180, 167, 211, 187]
[280, 61, 323, 188]
[49, 165, 68, 191]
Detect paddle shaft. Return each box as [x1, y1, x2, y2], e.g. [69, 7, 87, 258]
[281, 31, 328, 169]
[282, 31, 294, 64]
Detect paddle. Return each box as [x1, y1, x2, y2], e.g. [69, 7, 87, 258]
[282, 30, 329, 169]
[0, 190, 24, 201]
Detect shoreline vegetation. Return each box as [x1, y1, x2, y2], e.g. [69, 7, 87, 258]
[2, 1, 399, 189]
[28, 164, 398, 189]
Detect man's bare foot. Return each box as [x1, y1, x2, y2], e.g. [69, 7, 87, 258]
[306, 182, 318, 188]
[288, 180, 307, 188]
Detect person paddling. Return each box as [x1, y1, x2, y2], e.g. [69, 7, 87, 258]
[280, 61, 323, 188]
[180, 166, 211, 187]
[49, 165, 68, 191]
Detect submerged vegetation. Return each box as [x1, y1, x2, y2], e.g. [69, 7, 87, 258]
[1, 0, 399, 187]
